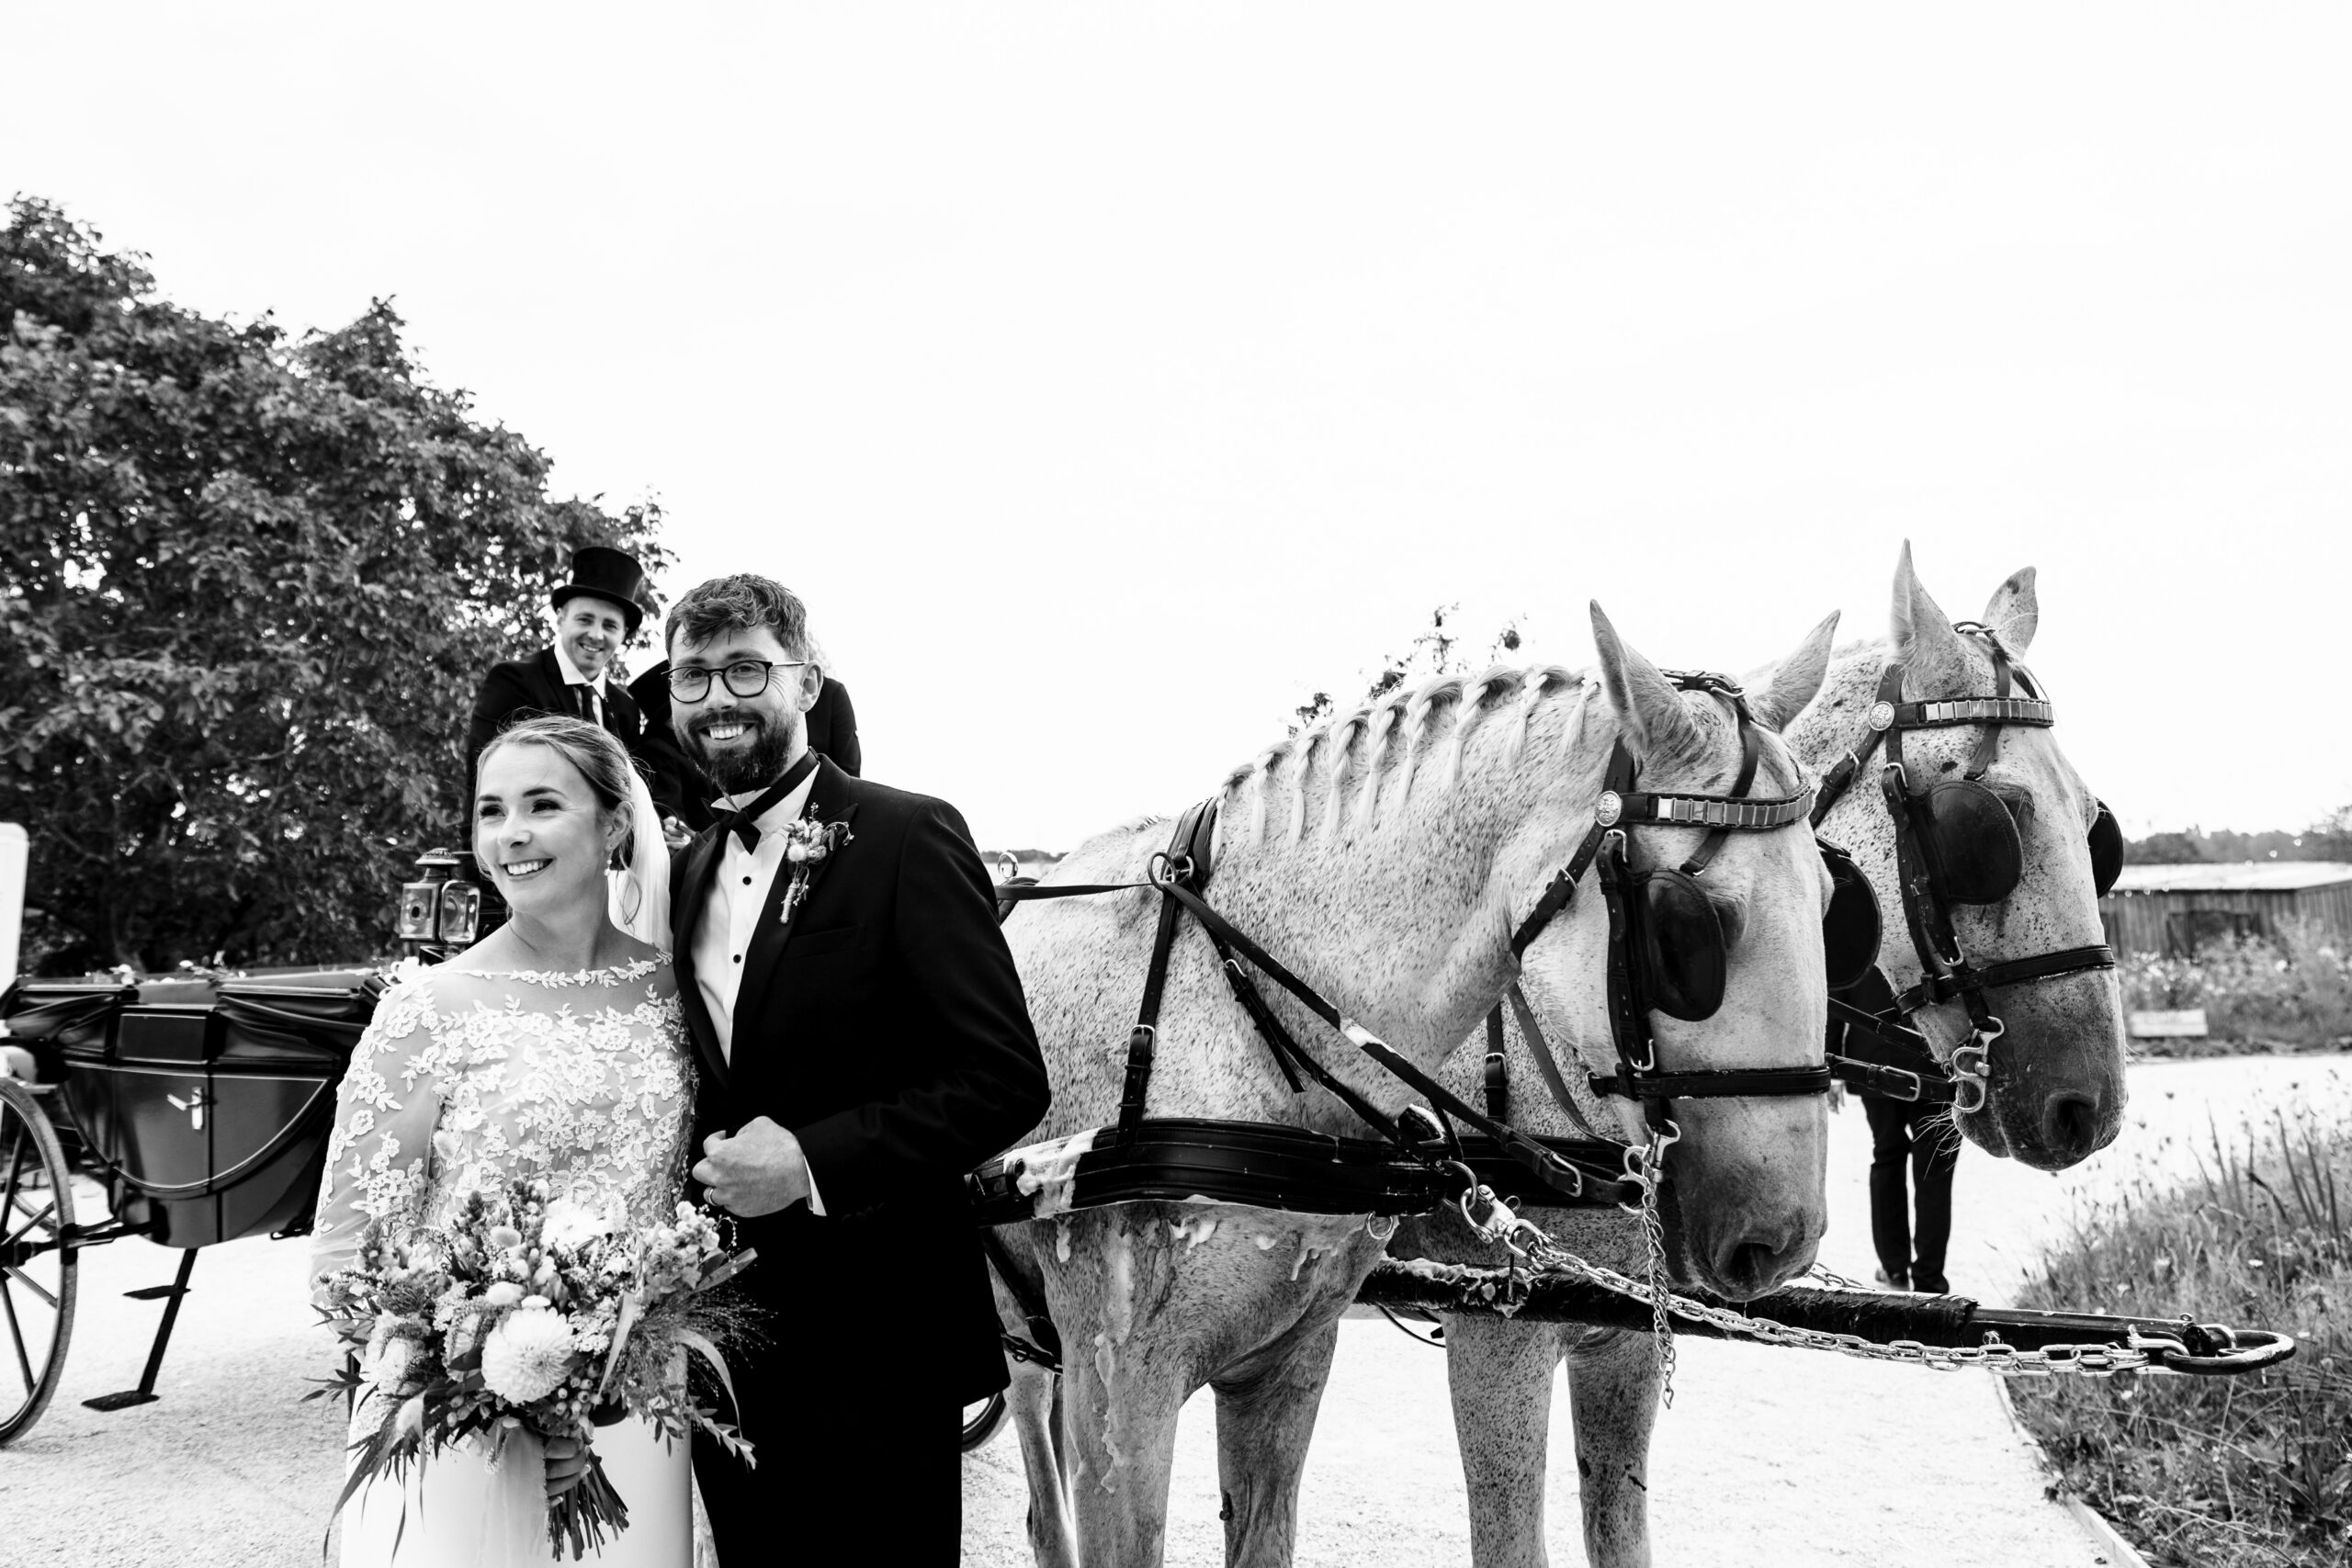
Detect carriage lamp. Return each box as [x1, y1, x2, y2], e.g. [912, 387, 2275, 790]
[436, 878, 481, 946]
[397, 851, 479, 946]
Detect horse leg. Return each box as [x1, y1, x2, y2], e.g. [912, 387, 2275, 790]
[1059, 1325, 1190, 1568]
[1562, 1326, 1663, 1568]
[1005, 1355, 1077, 1568]
[1209, 1317, 1342, 1568]
[1443, 1313, 1570, 1568]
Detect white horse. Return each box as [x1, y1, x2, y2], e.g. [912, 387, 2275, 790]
[990, 604, 1843, 1568]
[1401, 547, 2131, 1567]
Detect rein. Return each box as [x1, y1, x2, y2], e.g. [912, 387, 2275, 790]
[1808, 624, 2117, 1111]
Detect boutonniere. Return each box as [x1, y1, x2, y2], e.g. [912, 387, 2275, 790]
[778, 815, 855, 922]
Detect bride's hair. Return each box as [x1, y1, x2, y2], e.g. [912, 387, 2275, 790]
[476, 716, 648, 868]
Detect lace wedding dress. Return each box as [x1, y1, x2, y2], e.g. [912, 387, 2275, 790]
[312, 959, 695, 1568]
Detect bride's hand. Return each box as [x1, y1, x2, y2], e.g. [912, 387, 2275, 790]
[543, 1435, 589, 1497]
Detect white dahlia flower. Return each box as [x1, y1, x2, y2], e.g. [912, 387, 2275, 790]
[480, 1308, 577, 1404]
[540, 1197, 615, 1253]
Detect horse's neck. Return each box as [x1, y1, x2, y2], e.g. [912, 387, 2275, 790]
[1198, 682, 1605, 1066]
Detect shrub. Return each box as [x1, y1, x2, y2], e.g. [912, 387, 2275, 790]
[2119, 921, 2352, 1050]
[2008, 1106, 2351, 1567]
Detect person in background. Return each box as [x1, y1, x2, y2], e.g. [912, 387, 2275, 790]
[1836, 968, 1959, 1294]
[463, 547, 685, 829]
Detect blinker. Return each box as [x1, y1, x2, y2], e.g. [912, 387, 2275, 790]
[1630, 868, 1728, 1022]
[1819, 842, 1882, 988]
[1918, 778, 2025, 905]
[2088, 800, 2122, 898]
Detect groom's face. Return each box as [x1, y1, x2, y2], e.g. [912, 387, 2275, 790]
[670, 625, 820, 795]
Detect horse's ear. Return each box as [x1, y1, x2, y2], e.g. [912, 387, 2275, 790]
[1890, 541, 1971, 692]
[1590, 602, 1702, 763]
[1747, 611, 1839, 731]
[1982, 567, 2039, 657]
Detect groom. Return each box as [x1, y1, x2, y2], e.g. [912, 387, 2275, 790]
[665, 573, 1049, 1562]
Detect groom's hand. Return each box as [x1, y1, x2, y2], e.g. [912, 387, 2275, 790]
[692, 1117, 811, 1217]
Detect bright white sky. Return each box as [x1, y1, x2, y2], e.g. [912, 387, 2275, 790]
[6, 5, 2346, 848]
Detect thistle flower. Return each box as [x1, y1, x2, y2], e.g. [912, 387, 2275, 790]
[481, 1307, 577, 1404]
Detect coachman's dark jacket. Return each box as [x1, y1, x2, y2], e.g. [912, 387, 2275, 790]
[669, 757, 1048, 1406]
[462, 648, 687, 820]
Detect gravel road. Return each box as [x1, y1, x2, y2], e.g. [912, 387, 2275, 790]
[3, 1054, 2342, 1568]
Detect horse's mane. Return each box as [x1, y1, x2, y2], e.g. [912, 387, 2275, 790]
[1216, 662, 1594, 848]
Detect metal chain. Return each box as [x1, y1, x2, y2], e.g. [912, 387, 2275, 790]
[1632, 1127, 1679, 1404]
[1456, 1181, 2178, 1380]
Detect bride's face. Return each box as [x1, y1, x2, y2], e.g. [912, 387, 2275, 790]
[474, 742, 623, 918]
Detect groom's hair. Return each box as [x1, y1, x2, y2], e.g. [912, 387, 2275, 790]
[665, 574, 811, 662]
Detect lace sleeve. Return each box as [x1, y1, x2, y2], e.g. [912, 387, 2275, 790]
[309, 976, 447, 1287]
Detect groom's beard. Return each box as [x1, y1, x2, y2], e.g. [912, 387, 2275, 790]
[684, 712, 801, 795]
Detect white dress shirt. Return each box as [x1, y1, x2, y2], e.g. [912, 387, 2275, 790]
[551, 639, 610, 725]
[692, 763, 825, 1212]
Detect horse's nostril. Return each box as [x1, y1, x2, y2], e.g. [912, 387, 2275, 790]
[1714, 1233, 1807, 1300]
[2043, 1092, 2101, 1162]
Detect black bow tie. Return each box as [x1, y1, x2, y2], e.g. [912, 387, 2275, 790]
[718, 751, 820, 852]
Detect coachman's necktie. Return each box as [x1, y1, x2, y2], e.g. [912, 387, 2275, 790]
[575, 684, 598, 725]
[717, 750, 821, 852]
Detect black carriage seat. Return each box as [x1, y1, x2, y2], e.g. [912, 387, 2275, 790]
[0, 968, 386, 1249]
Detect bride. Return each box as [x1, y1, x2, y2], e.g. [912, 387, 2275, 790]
[312, 715, 694, 1567]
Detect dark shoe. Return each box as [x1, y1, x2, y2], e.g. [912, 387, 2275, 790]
[1911, 1269, 1950, 1295]
[1872, 1266, 1909, 1291]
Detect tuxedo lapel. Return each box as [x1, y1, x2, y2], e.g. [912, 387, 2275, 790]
[528, 648, 570, 713]
[670, 828, 730, 1089]
[730, 759, 863, 1043]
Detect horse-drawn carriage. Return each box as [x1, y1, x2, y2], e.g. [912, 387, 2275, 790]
[0, 851, 487, 1446]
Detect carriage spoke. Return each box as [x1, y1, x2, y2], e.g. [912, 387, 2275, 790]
[3, 1198, 57, 1253]
[0, 1278, 36, 1396]
[2, 1264, 56, 1309]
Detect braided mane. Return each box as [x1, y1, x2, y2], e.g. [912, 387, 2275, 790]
[1220, 663, 1592, 848]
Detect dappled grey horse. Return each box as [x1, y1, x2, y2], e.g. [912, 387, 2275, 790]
[1403, 546, 2131, 1567]
[989, 604, 1846, 1567]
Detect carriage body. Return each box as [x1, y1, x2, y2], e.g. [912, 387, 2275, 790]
[4, 969, 381, 1249]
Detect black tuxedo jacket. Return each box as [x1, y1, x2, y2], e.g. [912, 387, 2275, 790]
[628, 662, 862, 832]
[462, 648, 686, 820]
[670, 758, 1047, 1403]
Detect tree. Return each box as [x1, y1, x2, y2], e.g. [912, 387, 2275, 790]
[1290, 604, 1524, 732]
[0, 197, 669, 972]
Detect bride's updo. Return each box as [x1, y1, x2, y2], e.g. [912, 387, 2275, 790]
[476, 715, 648, 867]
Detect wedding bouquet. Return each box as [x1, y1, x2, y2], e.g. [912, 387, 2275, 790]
[311, 1179, 756, 1560]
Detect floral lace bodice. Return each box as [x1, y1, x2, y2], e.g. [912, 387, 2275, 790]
[311, 959, 694, 1280]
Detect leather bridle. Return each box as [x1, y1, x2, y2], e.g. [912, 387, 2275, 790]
[1809, 624, 2116, 1113]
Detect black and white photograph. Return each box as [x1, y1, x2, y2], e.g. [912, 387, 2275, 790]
[1, 6, 2346, 1566]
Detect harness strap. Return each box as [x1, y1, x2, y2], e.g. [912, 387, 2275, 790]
[978, 1226, 1063, 1374]
[1589, 1066, 1835, 1099]
[1504, 982, 1616, 1145]
[1483, 1008, 1508, 1122]
[1896, 943, 2117, 1011]
[1115, 803, 1219, 1144]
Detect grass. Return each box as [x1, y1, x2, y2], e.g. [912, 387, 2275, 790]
[2008, 1105, 2351, 1567]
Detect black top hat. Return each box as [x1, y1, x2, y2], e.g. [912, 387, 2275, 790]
[551, 546, 648, 636]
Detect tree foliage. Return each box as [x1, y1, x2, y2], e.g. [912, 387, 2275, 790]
[1290, 603, 1523, 733]
[0, 197, 669, 972]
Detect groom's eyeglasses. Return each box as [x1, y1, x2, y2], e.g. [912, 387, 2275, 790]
[668, 659, 806, 702]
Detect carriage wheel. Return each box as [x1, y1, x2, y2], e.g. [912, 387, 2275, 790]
[0, 1078, 77, 1446]
[960, 1390, 1009, 1452]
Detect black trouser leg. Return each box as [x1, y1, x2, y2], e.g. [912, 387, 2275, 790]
[1907, 1114, 1960, 1293]
[695, 1387, 961, 1564]
[1862, 1091, 1916, 1285]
